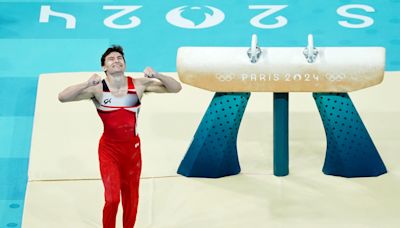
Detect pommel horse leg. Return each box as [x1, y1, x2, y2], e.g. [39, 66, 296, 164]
[178, 92, 250, 178]
[313, 93, 387, 177]
[274, 93, 289, 176]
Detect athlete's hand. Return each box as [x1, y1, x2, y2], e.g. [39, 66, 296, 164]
[144, 67, 158, 78]
[87, 74, 102, 87]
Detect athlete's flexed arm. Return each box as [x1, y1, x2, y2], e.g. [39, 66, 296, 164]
[136, 67, 182, 94]
[58, 74, 102, 102]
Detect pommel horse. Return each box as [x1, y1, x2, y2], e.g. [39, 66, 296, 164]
[176, 35, 387, 178]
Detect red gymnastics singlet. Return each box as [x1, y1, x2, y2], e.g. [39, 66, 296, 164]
[96, 77, 141, 228]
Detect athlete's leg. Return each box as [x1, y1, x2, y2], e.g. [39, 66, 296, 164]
[120, 139, 142, 228]
[99, 138, 122, 228]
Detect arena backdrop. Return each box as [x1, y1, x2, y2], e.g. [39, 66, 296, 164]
[0, 0, 399, 227]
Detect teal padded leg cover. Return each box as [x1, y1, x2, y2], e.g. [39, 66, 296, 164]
[273, 93, 289, 176]
[313, 93, 387, 177]
[178, 92, 250, 178]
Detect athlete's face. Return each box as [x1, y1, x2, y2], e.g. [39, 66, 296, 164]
[103, 52, 126, 75]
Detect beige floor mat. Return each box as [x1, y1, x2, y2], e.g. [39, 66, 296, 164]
[23, 72, 400, 227]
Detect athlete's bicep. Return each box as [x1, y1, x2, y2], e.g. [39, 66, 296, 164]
[74, 86, 98, 101]
[145, 81, 168, 93]
[137, 78, 168, 93]
[74, 91, 94, 100]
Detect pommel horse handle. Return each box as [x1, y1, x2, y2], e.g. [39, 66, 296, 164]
[177, 45, 387, 178]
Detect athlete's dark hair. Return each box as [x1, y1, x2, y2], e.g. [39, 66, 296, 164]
[101, 45, 125, 66]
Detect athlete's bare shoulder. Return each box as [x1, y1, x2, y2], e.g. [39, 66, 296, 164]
[129, 76, 146, 99]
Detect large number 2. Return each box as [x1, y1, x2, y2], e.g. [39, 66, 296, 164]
[103, 6, 143, 29]
[248, 5, 288, 29]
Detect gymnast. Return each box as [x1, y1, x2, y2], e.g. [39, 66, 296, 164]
[58, 45, 181, 228]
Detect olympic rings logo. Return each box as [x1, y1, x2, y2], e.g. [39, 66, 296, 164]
[324, 73, 346, 81]
[215, 73, 346, 82]
[215, 73, 235, 82]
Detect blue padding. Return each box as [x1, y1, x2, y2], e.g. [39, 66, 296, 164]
[0, 158, 28, 199]
[0, 200, 24, 228]
[0, 158, 28, 227]
[178, 92, 250, 178]
[0, 40, 109, 77]
[0, 117, 34, 158]
[313, 93, 387, 177]
[0, 77, 37, 116]
[0, 181, 27, 200]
